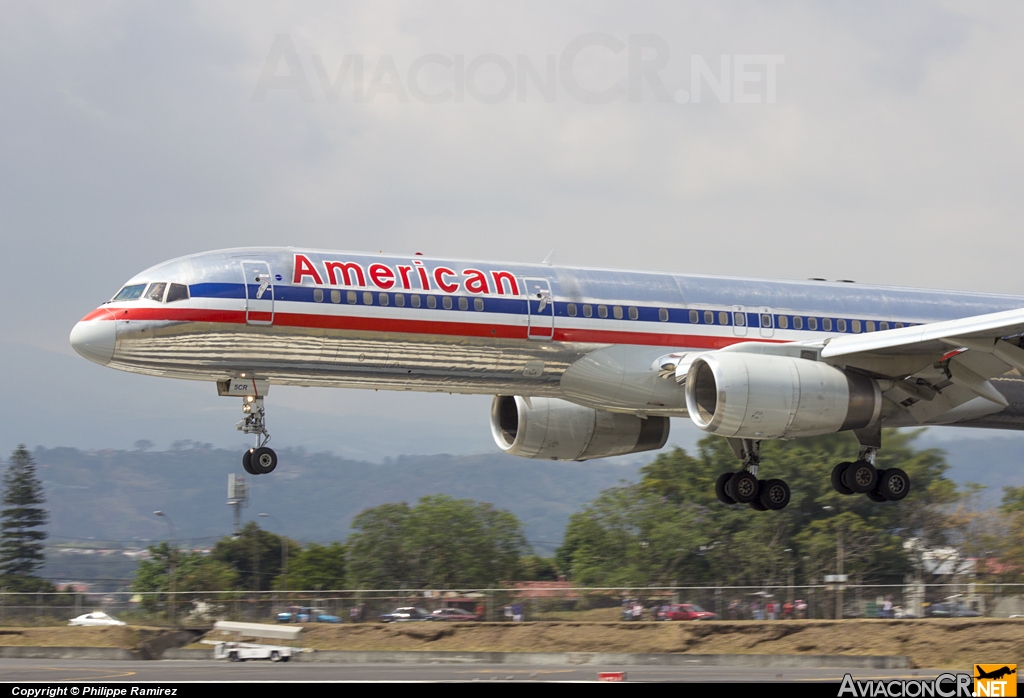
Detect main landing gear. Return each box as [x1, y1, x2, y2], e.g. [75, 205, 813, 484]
[714, 439, 792, 511]
[830, 447, 910, 502]
[237, 395, 277, 475]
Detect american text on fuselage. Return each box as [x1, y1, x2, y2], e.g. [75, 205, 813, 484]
[69, 248, 1024, 511]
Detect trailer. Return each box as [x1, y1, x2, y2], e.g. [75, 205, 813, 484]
[205, 620, 310, 662]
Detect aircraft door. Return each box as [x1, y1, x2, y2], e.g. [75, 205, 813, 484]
[758, 306, 774, 338]
[242, 261, 275, 325]
[732, 305, 748, 337]
[524, 278, 554, 340]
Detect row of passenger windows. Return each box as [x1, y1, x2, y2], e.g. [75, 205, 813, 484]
[566, 303, 641, 320]
[111, 282, 189, 303]
[313, 289, 486, 311]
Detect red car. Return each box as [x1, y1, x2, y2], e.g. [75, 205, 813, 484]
[660, 603, 718, 621]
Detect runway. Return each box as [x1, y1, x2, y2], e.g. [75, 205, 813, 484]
[0, 659, 955, 682]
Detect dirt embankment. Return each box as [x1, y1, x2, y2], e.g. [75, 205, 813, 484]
[285, 618, 1024, 669]
[4, 619, 1021, 668]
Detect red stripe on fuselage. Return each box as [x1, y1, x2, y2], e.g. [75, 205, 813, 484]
[83, 306, 779, 348]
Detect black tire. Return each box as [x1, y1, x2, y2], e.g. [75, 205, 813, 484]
[845, 460, 878, 494]
[866, 489, 887, 503]
[730, 471, 759, 504]
[229, 652, 239, 662]
[749, 498, 768, 511]
[281, 656, 290, 663]
[715, 473, 736, 505]
[760, 479, 791, 510]
[270, 650, 281, 662]
[877, 467, 910, 501]
[242, 449, 255, 475]
[251, 447, 278, 474]
[831, 462, 854, 495]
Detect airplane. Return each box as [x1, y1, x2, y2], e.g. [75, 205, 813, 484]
[69, 248, 1024, 512]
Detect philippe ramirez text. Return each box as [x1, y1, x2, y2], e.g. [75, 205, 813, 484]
[11, 690, 178, 697]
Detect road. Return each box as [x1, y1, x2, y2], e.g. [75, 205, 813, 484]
[0, 659, 956, 683]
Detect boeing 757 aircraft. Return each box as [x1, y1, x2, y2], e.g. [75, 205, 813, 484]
[70, 248, 1024, 511]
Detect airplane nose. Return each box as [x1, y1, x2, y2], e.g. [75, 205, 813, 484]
[70, 315, 116, 366]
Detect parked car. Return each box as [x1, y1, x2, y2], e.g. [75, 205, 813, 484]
[660, 604, 718, 621]
[379, 607, 435, 622]
[925, 602, 980, 618]
[69, 612, 126, 626]
[275, 606, 341, 623]
[431, 607, 481, 621]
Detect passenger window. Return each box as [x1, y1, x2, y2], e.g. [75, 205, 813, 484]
[851, 320, 861, 333]
[144, 283, 167, 302]
[658, 308, 669, 322]
[458, 297, 468, 310]
[761, 314, 772, 328]
[866, 320, 875, 332]
[895, 322, 904, 329]
[379, 293, 389, 306]
[879, 321, 888, 331]
[629, 307, 639, 320]
[704, 310, 714, 325]
[165, 283, 189, 303]
[613, 306, 623, 319]
[411, 295, 421, 308]
[837, 319, 848, 332]
[331, 290, 341, 304]
[395, 293, 405, 307]
[778, 315, 789, 330]
[427, 296, 437, 309]
[598, 305, 608, 318]
[583, 304, 592, 318]
[689, 310, 699, 323]
[112, 284, 146, 302]
[347, 291, 357, 304]
[568, 303, 577, 317]
[793, 316, 803, 330]
[719, 311, 729, 325]
[822, 318, 832, 331]
[313, 289, 324, 303]
[808, 317, 818, 331]
[474, 298, 484, 311]
[363, 291, 373, 305]
[734, 312, 745, 326]
[443, 296, 453, 310]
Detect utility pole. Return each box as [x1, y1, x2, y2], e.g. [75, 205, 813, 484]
[227, 474, 249, 534]
[154, 511, 177, 625]
[836, 525, 844, 620]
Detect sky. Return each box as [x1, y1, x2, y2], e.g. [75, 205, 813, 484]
[3, 1, 1024, 459]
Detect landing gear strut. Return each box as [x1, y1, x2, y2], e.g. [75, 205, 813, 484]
[830, 430, 910, 502]
[715, 439, 791, 511]
[237, 396, 277, 475]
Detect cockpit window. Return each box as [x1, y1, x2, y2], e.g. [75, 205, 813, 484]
[144, 283, 167, 302]
[111, 284, 146, 302]
[165, 283, 189, 303]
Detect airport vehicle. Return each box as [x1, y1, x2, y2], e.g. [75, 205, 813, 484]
[70, 248, 1024, 511]
[68, 612, 126, 626]
[924, 602, 981, 618]
[206, 620, 308, 662]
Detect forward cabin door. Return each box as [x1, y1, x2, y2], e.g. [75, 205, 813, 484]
[524, 278, 554, 340]
[242, 261, 275, 325]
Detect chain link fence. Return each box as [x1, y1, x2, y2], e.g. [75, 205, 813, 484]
[1, 583, 1019, 627]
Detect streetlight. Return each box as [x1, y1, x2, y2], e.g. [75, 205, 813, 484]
[258, 513, 288, 593]
[154, 511, 177, 624]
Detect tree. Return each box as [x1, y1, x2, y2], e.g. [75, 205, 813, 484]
[285, 543, 347, 590]
[347, 495, 529, 589]
[132, 542, 238, 609]
[0, 445, 49, 579]
[210, 522, 285, 592]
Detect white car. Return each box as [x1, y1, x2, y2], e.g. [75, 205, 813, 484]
[68, 612, 126, 626]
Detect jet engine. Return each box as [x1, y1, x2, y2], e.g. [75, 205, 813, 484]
[684, 352, 881, 439]
[490, 395, 669, 461]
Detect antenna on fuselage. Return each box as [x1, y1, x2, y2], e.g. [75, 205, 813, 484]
[542, 250, 554, 265]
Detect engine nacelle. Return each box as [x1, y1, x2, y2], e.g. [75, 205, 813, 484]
[490, 395, 669, 461]
[684, 352, 881, 439]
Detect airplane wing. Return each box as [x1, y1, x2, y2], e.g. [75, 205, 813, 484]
[818, 307, 1024, 423]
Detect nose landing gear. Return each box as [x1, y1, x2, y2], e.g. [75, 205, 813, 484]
[237, 396, 277, 475]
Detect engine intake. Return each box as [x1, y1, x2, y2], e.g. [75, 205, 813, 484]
[490, 395, 669, 461]
[684, 352, 880, 439]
